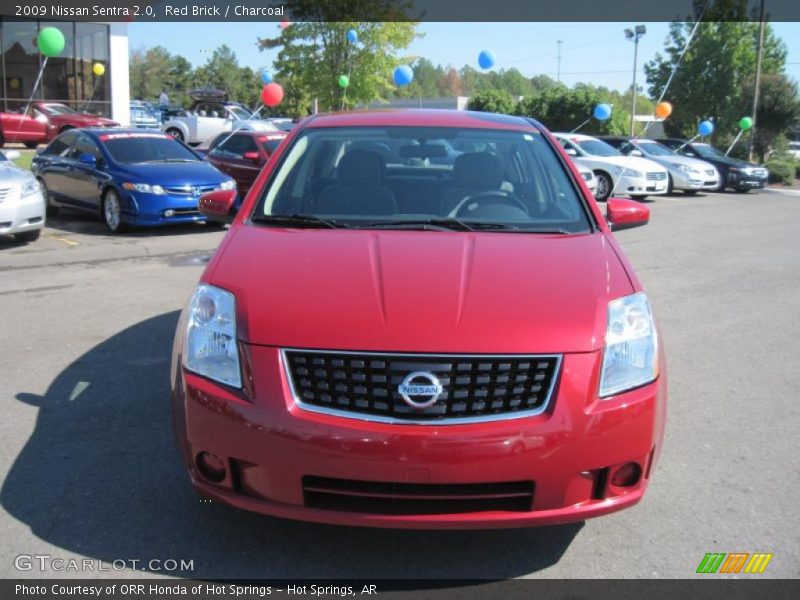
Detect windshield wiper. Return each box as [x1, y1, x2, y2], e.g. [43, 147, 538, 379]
[357, 218, 523, 232]
[251, 214, 346, 229]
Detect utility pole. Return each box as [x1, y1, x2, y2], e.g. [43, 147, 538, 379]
[556, 40, 563, 83]
[625, 25, 646, 137]
[749, 0, 766, 162]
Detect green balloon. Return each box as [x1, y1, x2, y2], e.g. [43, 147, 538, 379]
[338, 75, 349, 88]
[739, 116, 753, 131]
[37, 27, 65, 57]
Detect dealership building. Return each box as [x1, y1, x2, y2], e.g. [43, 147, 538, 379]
[0, 18, 130, 125]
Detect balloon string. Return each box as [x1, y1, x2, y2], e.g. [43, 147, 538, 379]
[609, 6, 707, 197]
[341, 35, 354, 112]
[675, 133, 700, 153]
[725, 130, 744, 156]
[571, 117, 591, 133]
[10, 56, 48, 143]
[81, 76, 102, 113]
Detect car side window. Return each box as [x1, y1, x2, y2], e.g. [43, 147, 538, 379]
[211, 134, 258, 159]
[70, 134, 102, 161]
[44, 131, 77, 157]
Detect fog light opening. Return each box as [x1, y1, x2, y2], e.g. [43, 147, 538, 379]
[611, 462, 642, 488]
[196, 451, 226, 483]
[164, 209, 176, 217]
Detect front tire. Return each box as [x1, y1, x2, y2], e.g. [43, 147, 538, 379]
[630, 194, 649, 201]
[593, 171, 613, 202]
[102, 189, 127, 233]
[684, 190, 699, 196]
[24, 141, 39, 149]
[15, 229, 41, 243]
[735, 188, 751, 194]
[166, 128, 184, 142]
[40, 179, 60, 217]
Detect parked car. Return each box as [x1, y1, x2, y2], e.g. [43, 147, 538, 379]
[0, 149, 45, 242]
[553, 133, 669, 201]
[161, 88, 277, 145]
[577, 164, 597, 194]
[0, 102, 118, 149]
[32, 129, 236, 233]
[657, 138, 768, 193]
[172, 109, 666, 529]
[601, 136, 720, 195]
[788, 141, 800, 160]
[129, 104, 161, 129]
[204, 130, 287, 197]
[262, 117, 295, 132]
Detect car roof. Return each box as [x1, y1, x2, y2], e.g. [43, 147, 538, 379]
[79, 128, 171, 138]
[552, 132, 603, 141]
[303, 109, 541, 131]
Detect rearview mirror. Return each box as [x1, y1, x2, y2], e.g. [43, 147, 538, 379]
[607, 197, 649, 231]
[3, 150, 21, 160]
[399, 144, 448, 159]
[79, 153, 97, 168]
[630, 149, 643, 157]
[565, 148, 578, 156]
[242, 151, 260, 162]
[199, 189, 237, 224]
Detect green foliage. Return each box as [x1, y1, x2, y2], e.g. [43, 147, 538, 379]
[258, 8, 419, 114]
[644, 1, 791, 158]
[467, 89, 516, 114]
[515, 85, 629, 135]
[765, 158, 794, 184]
[193, 45, 262, 109]
[129, 46, 193, 106]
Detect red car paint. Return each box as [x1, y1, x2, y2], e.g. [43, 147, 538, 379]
[0, 102, 118, 147]
[205, 131, 287, 197]
[171, 110, 666, 529]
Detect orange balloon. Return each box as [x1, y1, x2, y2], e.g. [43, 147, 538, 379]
[655, 101, 673, 119]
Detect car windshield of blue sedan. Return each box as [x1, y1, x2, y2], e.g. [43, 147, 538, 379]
[101, 133, 200, 163]
[255, 126, 592, 233]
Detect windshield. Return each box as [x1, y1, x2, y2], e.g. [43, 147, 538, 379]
[100, 133, 200, 163]
[41, 103, 78, 115]
[254, 126, 592, 234]
[228, 105, 254, 120]
[694, 144, 726, 159]
[638, 141, 675, 156]
[260, 134, 286, 154]
[576, 139, 621, 157]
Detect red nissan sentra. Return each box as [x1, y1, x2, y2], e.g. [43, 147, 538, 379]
[171, 110, 667, 529]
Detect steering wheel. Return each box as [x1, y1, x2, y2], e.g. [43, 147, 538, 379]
[447, 190, 529, 219]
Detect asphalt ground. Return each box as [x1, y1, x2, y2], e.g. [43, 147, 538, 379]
[0, 189, 798, 580]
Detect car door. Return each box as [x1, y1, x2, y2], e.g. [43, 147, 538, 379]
[207, 133, 261, 196]
[66, 133, 106, 209]
[38, 130, 78, 204]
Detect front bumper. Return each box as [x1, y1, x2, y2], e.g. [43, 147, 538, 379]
[0, 190, 45, 236]
[617, 174, 668, 196]
[171, 344, 667, 529]
[728, 171, 767, 190]
[122, 191, 209, 226]
[669, 169, 719, 191]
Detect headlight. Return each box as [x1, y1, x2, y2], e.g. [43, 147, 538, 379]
[741, 167, 755, 175]
[599, 293, 658, 398]
[220, 179, 236, 191]
[183, 284, 241, 388]
[122, 182, 166, 195]
[21, 178, 40, 198]
[621, 168, 643, 178]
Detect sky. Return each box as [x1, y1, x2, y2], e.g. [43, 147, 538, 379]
[127, 21, 800, 94]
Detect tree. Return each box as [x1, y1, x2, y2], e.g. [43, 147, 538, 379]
[746, 73, 800, 159]
[644, 0, 787, 153]
[129, 46, 193, 106]
[257, 3, 419, 113]
[515, 85, 629, 135]
[193, 45, 261, 108]
[467, 89, 516, 114]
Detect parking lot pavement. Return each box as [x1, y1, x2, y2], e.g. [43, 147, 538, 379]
[0, 190, 797, 580]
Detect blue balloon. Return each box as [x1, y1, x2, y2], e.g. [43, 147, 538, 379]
[393, 65, 413, 87]
[261, 71, 273, 84]
[698, 120, 714, 136]
[347, 29, 358, 44]
[593, 103, 612, 121]
[478, 50, 495, 70]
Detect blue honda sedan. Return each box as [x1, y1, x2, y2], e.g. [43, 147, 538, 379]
[31, 129, 236, 233]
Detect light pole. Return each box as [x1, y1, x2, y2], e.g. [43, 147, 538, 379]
[625, 25, 646, 137]
[556, 40, 563, 83]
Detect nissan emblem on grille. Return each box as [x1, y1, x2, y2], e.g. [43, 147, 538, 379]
[398, 371, 444, 409]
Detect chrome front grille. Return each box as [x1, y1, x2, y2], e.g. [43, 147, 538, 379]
[0, 187, 11, 203]
[646, 172, 667, 181]
[283, 350, 561, 424]
[162, 184, 219, 196]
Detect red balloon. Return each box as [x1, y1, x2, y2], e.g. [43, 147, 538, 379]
[280, 20, 291, 29]
[261, 83, 284, 107]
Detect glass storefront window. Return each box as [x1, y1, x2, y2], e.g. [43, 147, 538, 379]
[1, 19, 40, 111]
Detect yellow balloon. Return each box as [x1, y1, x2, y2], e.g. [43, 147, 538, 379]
[655, 101, 672, 119]
[9, 78, 19, 89]
[92, 63, 105, 76]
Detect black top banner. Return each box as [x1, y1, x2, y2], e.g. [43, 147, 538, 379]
[2, 0, 800, 22]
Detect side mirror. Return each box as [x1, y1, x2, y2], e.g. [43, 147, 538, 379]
[199, 189, 237, 224]
[565, 148, 578, 156]
[4, 149, 21, 160]
[242, 151, 260, 162]
[630, 149, 643, 157]
[607, 197, 649, 231]
[79, 153, 97, 168]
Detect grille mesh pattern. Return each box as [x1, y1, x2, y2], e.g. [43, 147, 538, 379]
[284, 350, 560, 423]
[646, 172, 667, 181]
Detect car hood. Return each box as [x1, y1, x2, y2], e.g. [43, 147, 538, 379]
[583, 154, 666, 173]
[0, 160, 34, 183]
[117, 161, 228, 185]
[232, 120, 279, 132]
[208, 228, 635, 353]
[59, 114, 118, 127]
